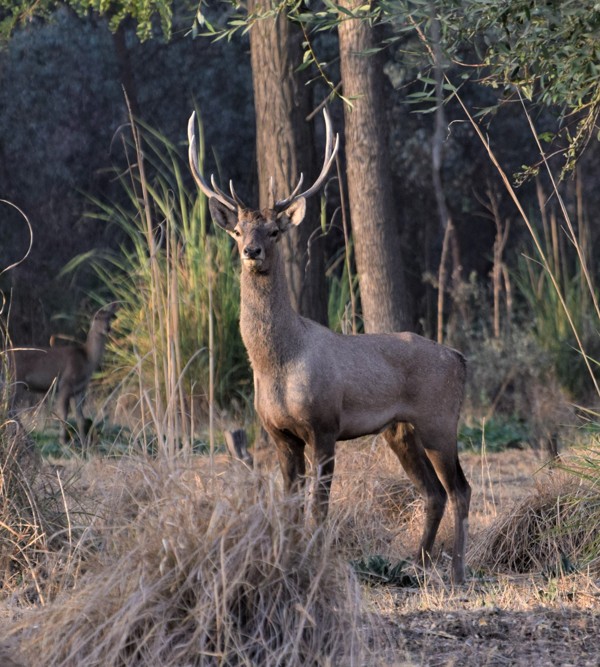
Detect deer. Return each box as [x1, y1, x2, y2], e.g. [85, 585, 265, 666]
[188, 109, 471, 583]
[8, 304, 117, 446]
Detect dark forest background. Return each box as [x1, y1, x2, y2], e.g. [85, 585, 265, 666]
[1, 1, 599, 431]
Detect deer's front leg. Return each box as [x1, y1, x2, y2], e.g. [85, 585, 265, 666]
[268, 427, 307, 522]
[74, 392, 87, 445]
[313, 435, 336, 523]
[270, 428, 306, 493]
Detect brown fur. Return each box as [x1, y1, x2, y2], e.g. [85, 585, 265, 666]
[208, 198, 471, 583]
[9, 304, 116, 445]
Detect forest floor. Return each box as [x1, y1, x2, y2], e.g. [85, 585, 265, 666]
[1, 442, 599, 666]
[365, 448, 600, 666]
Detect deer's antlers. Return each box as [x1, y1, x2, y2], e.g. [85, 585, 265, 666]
[187, 109, 339, 212]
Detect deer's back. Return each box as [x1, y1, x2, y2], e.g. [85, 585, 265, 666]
[11, 346, 89, 394]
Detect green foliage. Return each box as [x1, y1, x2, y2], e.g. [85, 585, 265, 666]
[459, 417, 529, 453]
[352, 554, 417, 587]
[0, 0, 173, 43]
[378, 0, 600, 172]
[326, 245, 361, 334]
[465, 0, 600, 171]
[515, 243, 600, 398]
[69, 119, 250, 415]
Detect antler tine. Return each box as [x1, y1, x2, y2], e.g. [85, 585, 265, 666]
[287, 173, 305, 201]
[187, 112, 236, 211]
[275, 108, 339, 209]
[229, 180, 249, 210]
[208, 174, 234, 205]
[274, 173, 304, 210]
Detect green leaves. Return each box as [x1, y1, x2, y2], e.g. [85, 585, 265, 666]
[0, 0, 174, 44]
[352, 555, 417, 587]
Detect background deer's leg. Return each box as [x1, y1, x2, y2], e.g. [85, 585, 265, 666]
[74, 392, 87, 445]
[8, 381, 22, 417]
[417, 424, 471, 584]
[383, 422, 447, 568]
[55, 387, 71, 446]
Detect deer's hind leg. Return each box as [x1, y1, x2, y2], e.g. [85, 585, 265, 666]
[417, 423, 471, 584]
[383, 422, 448, 569]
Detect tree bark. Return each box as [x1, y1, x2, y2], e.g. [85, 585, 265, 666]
[247, 2, 328, 324]
[338, 6, 412, 333]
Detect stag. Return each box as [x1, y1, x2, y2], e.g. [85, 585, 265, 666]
[9, 304, 116, 445]
[188, 110, 471, 582]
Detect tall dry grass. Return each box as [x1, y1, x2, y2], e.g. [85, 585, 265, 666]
[64, 110, 250, 456]
[7, 459, 387, 666]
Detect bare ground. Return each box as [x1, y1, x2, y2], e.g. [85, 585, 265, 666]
[2, 444, 599, 666]
[354, 447, 600, 666]
[387, 604, 600, 666]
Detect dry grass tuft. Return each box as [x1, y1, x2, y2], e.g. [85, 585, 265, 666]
[0, 416, 85, 603]
[10, 460, 381, 666]
[469, 471, 600, 574]
[330, 440, 436, 562]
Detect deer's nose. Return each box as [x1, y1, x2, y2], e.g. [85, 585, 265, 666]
[243, 245, 263, 260]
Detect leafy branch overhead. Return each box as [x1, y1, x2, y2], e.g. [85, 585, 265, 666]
[6, 0, 600, 172]
[0, 0, 173, 42]
[197, 0, 600, 174]
[384, 0, 600, 174]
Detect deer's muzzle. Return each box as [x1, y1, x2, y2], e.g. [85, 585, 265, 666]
[242, 245, 265, 270]
[243, 245, 263, 260]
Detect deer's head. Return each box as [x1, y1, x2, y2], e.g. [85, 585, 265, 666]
[188, 109, 338, 274]
[91, 303, 118, 336]
[207, 199, 306, 273]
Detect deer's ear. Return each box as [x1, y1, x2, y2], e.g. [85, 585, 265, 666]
[209, 198, 238, 233]
[277, 197, 306, 231]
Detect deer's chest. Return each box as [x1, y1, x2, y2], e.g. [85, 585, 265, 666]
[253, 362, 326, 435]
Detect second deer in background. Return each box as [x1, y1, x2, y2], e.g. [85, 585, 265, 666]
[8, 304, 117, 445]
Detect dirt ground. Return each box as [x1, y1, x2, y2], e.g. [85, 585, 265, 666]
[389, 605, 600, 666]
[370, 448, 600, 667]
[2, 445, 599, 666]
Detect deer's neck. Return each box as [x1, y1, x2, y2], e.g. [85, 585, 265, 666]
[240, 251, 303, 372]
[85, 328, 107, 372]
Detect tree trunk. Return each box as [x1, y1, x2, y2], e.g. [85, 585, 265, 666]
[247, 2, 328, 325]
[338, 6, 412, 333]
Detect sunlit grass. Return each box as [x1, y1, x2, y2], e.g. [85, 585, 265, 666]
[63, 114, 251, 453]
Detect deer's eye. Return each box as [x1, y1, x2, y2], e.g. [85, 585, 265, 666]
[269, 229, 279, 238]
[233, 229, 241, 237]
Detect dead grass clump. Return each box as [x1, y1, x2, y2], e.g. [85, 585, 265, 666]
[11, 462, 377, 666]
[328, 440, 423, 559]
[469, 472, 600, 574]
[0, 416, 83, 603]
